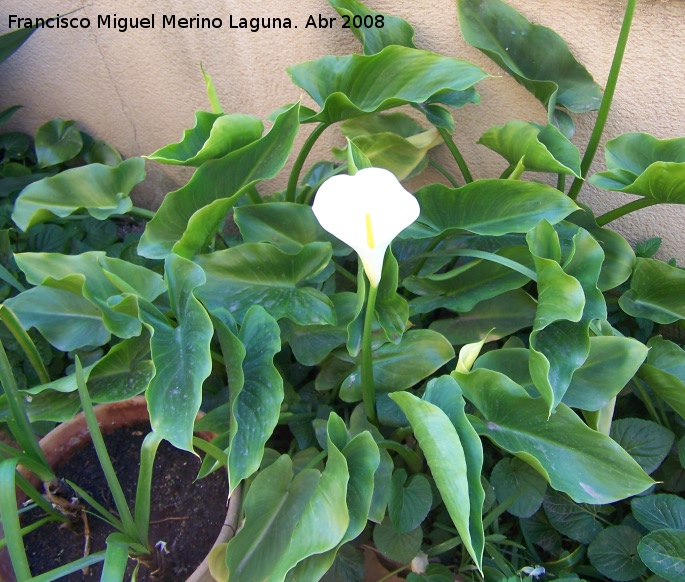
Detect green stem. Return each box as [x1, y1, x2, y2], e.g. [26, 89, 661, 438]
[361, 283, 379, 426]
[437, 127, 473, 183]
[376, 563, 410, 582]
[429, 157, 460, 188]
[286, 123, 329, 202]
[595, 197, 657, 226]
[130, 206, 156, 220]
[556, 173, 566, 192]
[507, 158, 525, 181]
[568, 0, 637, 200]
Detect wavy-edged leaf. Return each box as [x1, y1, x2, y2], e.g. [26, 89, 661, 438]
[147, 112, 263, 166]
[138, 103, 299, 259]
[454, 367, 654, 504]
[479, 121, 581, 177]
[543, 489, 604, 545]
[140, 255, 213, 451]
[563, 336, 648, 411]
[195, 242, 335, 325]
[590, 133, 685, 202]
[620, 258, 685, 324]
[410, 180, 579, 238]
[12, 157, 144, 231]
[328, 0, 416, 55]
[35, 118, 83, 168]
[337, 329, 454, 402]
[389, 469, 432, 534]
[391, 385, 484, 572]
[491, 457, 546, 518]
[457, 0, 602, 120]
[288, 45, 487, 125]
[638, 529, 685, 582]
[219, 305, 283, 495]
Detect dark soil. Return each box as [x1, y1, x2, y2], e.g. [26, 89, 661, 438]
[22, 422, 228, 581]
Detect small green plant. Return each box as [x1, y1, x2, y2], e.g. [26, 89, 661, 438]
[3, 0, 685, 580]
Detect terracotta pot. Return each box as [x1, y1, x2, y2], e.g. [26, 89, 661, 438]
[0, 396, 239, 582]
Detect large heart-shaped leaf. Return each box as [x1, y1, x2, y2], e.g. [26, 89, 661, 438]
[288, 45, 487, 125]
[454, 367, 654, 504]
[336, 329, 454, 402]
[12, 157, 144, 231]
[620, 258, 685, 324]
[638, 529, 685, 582]
[478, 121, 581, 177]
[610, 418, 675, 475]
[328, 0, 416, 55]
[34, 118, 83, 168]
[590, 133, 685, 202]
[140, 255, 213, 451]
[138, 103, 299, 259]
[410, 180, 579, 238]
[457, 0, 602, 120]
[194, 242, 335, 325]
[147, 112, 263, 166]
[632, 494, 685, 533]
[588, 526, 646, 581]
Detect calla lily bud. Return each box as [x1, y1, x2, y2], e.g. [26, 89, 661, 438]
[312, 167, 420, 287]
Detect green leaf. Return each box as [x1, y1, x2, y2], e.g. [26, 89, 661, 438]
[610, 418, 675, 475]
[328, 0, 416, 55]
[457, 0, 602, 120]
[619, 258, 685, 324]
[543, 489, 604, 545]
[373, 518, 423, 564]
[224, 306, 283, 495]
[338, 329, 454, 402]
[638, 336, 685, 420]
[235, 202, 344, 255]
[138, 103, 300, 259]
[590, 133, 685, 202]
[638, 530, 685, 582]
[479, 122, 581, 177]
[391, 385, 484, 571]
[526, 221, 590, 412]
[0, 26, 34, 64]
[491, 457, 546, 518]
[140, 255, 213, 451]
[376, 250, 409, 344]
[12, 157, 144, 231]
[288, 45, 487, 125]
[194, 242, 335, 325]
[147, 112, 263, 166]
[588, 526, 646, 581]
[224, 419, 350, 581]
[632, 494, 685, 533]
[563, 336, 648, 411]
[454, 368, 654, 504]
[34, 118, 83, 168]
[405, 246, 534, 315]
[287, 429, 380, 580]
[0, 105, 21, 129]
[411, 180, 579, 238]
[430, 289, 537, 346]
[389, 469, 432, 533]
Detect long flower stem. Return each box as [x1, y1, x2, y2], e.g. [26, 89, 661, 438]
[361, 282, 379, 426]
[286, 123, 329, 202]
[130, 206, 156, 220]
[595, 197, 657, 226]
[567, 0, 637, 200]
[437, 127, 473, 184]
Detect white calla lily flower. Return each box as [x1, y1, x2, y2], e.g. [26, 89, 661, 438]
[312, 167, 420, 287]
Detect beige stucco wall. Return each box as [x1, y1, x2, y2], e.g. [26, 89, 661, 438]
[1, 0, 684, 261]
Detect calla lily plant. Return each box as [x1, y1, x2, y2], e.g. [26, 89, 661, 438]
[5, 0, 685, 580]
